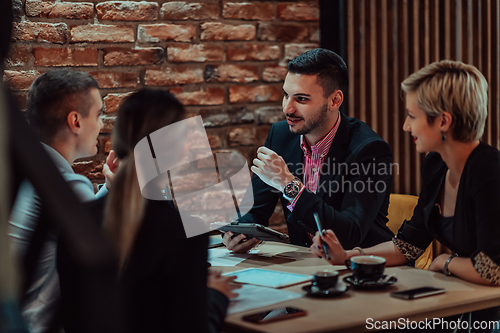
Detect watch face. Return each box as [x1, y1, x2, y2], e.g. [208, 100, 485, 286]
[284, 182, 300, 198]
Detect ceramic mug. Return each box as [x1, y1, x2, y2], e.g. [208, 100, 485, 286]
[345, 255, 386, 282]
[312, 270, 339, 290]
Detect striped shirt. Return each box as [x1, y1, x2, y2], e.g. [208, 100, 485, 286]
[286, 114, 341, 211]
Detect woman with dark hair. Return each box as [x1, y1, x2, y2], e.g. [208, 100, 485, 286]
[58, 89, 238, 333]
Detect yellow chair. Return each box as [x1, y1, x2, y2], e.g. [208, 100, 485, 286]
[387, 194, 433, 269]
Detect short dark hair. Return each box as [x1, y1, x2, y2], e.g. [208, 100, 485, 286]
[26, 69, 99, 143]
[287, 48, 348, 98]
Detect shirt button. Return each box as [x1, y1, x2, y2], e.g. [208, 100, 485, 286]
[312, 168, 317, 172]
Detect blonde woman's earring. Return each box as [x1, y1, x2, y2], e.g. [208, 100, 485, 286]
[441, 131, 446, 142]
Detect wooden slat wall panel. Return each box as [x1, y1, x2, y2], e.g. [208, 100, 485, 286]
[345, 0, 500, 195]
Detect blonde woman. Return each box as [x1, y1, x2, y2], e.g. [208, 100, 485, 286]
[310, 60, 500, 329]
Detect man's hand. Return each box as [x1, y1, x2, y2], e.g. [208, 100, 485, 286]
[222, 231, 260, 253]
[207, 270, 241, 299]
[251, 147, 295, 192]
[103, 150, 119, 190]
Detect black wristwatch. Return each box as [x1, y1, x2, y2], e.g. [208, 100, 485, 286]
[283, 177, 302, 201]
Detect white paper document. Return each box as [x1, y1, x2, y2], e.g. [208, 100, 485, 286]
[227, 284, 303, 315]
[208, 248, 259, 267]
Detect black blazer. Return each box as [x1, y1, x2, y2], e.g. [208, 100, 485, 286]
[58, 198, 228, 333]
[397, 142, 500, 281]
[239, 112, 394, 249]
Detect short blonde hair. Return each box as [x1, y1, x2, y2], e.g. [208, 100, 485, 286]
[401, 60, 488, 142]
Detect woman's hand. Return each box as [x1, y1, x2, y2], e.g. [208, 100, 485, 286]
[309, 229, 348, 265]
[427, 253, 450, 272]
[207, 270, 241, 299]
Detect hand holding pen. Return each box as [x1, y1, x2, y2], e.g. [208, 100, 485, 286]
[313, 212, 331, 260]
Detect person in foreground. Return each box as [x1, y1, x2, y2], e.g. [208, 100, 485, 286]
[224, 48, 394, 252]
[8, 69, 118, 333]
[312, 60, 500, 287]
[58, 89, 239, 333]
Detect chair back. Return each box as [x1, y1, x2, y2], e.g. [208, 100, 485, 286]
[387, 194, 433, 269]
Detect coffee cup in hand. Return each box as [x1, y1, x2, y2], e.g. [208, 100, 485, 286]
[345, 256, 386, 282]
[312, 270, 339, 290]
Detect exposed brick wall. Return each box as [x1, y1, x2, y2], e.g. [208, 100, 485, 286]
[4, 0, 320, 230]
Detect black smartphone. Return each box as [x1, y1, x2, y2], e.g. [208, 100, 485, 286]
[390, 287, 445, 300]
[242, 307, 307, 324]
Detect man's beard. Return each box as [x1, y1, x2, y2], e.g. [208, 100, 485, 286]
[288, 103, 329, 136]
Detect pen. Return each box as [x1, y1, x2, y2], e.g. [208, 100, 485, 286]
[313, 213, 331, 260]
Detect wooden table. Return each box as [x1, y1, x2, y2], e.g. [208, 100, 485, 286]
[213, 241, 500, 333]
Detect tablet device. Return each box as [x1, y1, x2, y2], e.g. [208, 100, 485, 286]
[224, 268, 312, 288]
[211, 221, 290, 243]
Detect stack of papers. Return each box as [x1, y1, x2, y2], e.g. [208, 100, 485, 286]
[208, 248, 260, 267]
[227, 284, 303, 315]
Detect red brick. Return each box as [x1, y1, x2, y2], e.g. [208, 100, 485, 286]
[205, 64, 258, 83]
[207, 133, 222, 149]
[258, 23, 308, 42]
[26, 0, 93, 19]
[70, 24, 134, 43]
[12, 92, 28, 111]
[12, 22, 69, 44]
[72, 160, 104, 180]
[283, 43, 319, 63]
[222, 2, 274, 20]
[34, 48, 98, 67]
[103, 92, 133, 113]
[167, 44, 224, 62]
[262, 65, 287, 82]
[201, 22, 255, 41]
[160, 2, 219, 20]
[103, 47, 163, 66]
[3, 70, 40, 91]
[89, 71, 138, 88]
[201, 108, 254, 127]
[256, 125, 271, 146]
[195, 149, 231, 168]
[277, 3, 319, 21]
[228, 127, 255, 146]
[138, 24, 195, 43]
[99, 114, 116, 133]
[5, 46, 32, 67]
[310, 25, 320, 42]
[255, 106, 285, 124]
[102, 137, 112, 153]
[170, 87, 224, 106]
[144, 67, 204, 86]
[229, 85, 282, 103]
[170, 170, 219, 194]
[96, 1, 158, 21]
[226, 44, 280, 61]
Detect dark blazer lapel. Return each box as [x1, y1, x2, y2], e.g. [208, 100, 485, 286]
[317, 112, 349, 200]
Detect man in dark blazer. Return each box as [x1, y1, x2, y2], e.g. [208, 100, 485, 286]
[223, 48, 394, 252]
